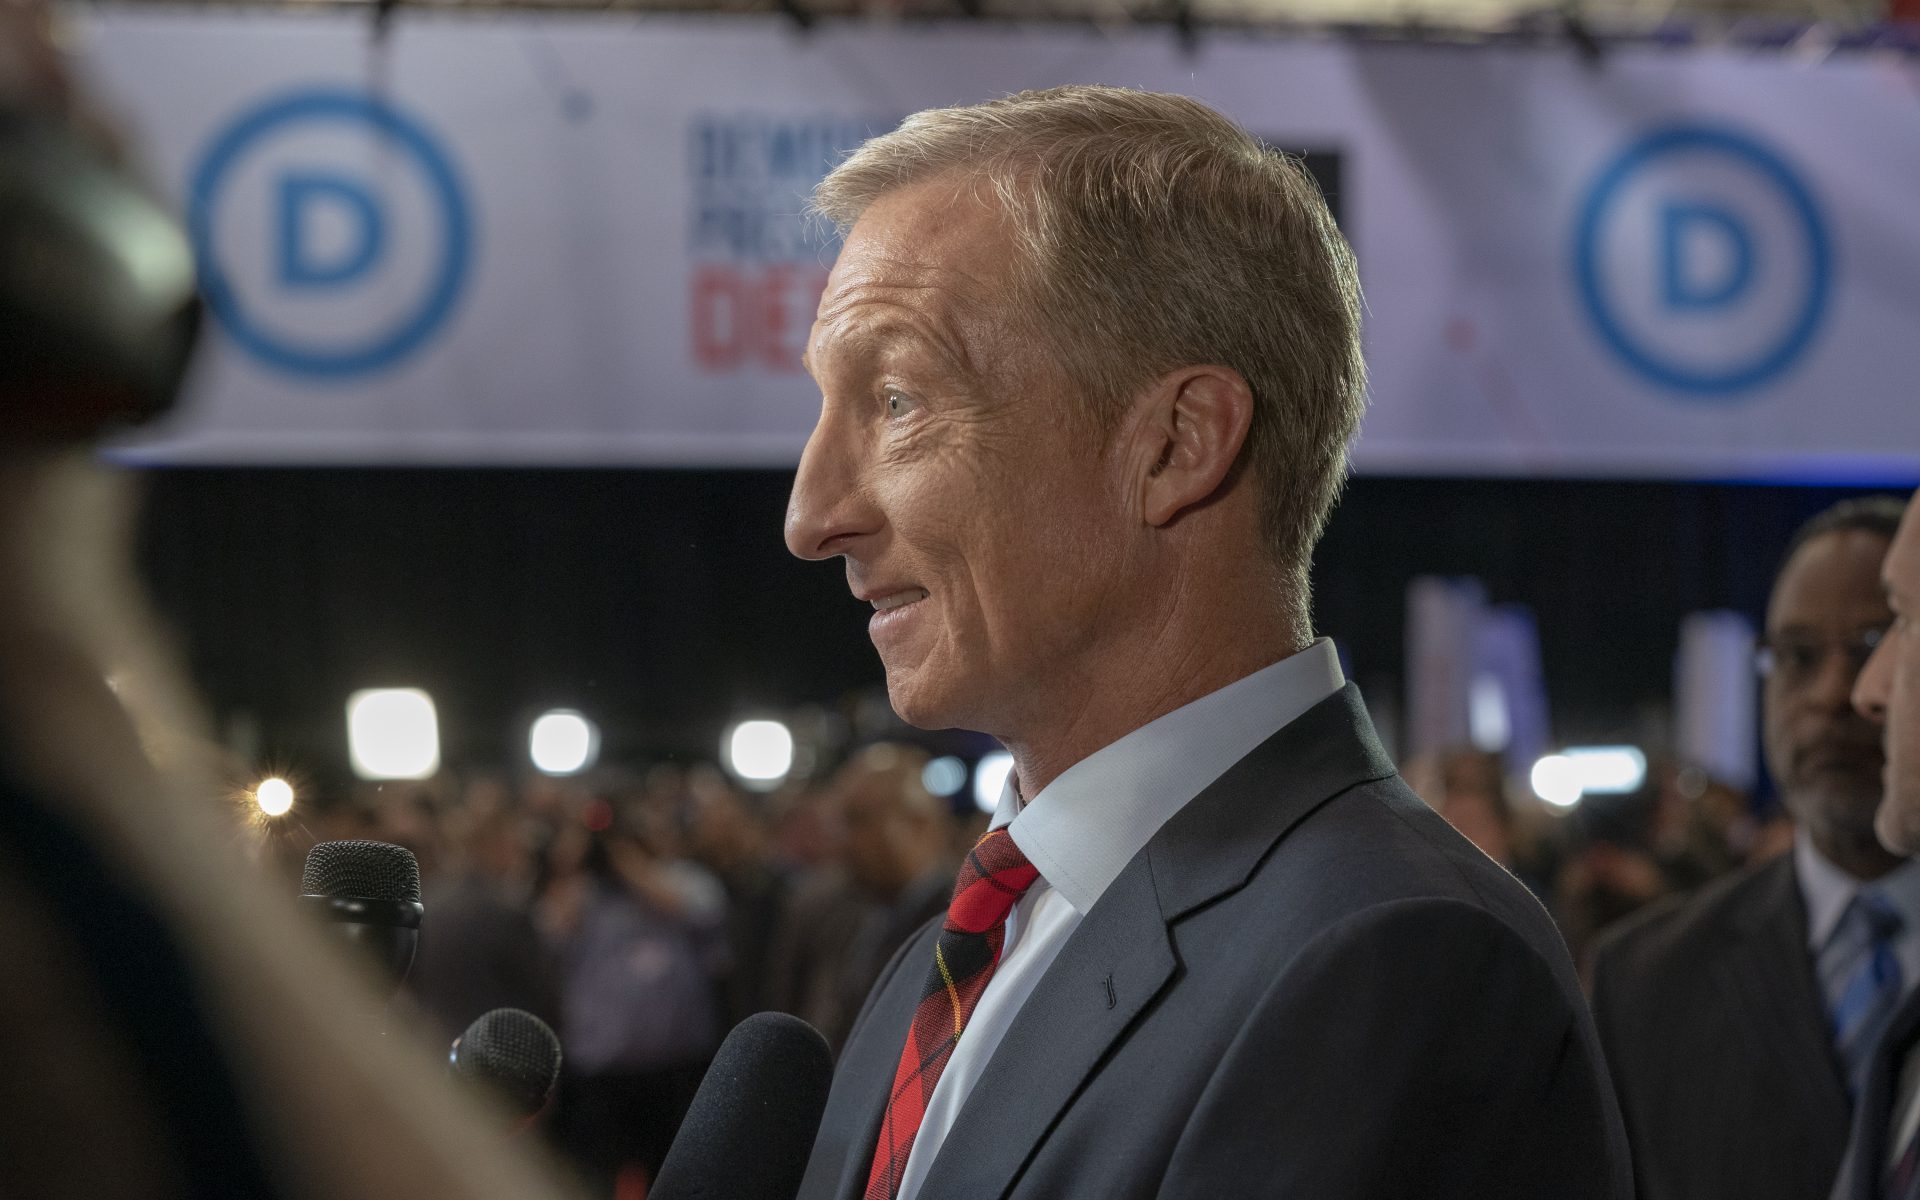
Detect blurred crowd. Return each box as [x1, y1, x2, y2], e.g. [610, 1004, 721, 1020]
[1407, 746, 1782, 964]
[238, 722, 1775, 1197]
[249, 744, 990, 1197]
[206, 491, 1910, 1200]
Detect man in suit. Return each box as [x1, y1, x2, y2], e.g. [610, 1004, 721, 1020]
[1589, 496, 1913, 1200]
[1833, 493, 1920, 1200]
[782, 84, 1630, 1200]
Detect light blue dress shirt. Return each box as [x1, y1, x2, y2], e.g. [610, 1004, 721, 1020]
[889, 639, 1346, 1200]
[1796, 833, 1920, 998]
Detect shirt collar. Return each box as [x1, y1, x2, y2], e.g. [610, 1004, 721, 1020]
[1796, 831, 1920, 950]
[987, 639, 1345, 915]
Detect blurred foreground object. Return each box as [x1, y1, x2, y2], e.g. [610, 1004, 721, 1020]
[0, 10, 574, 1197]
[0, 102, 199, 439]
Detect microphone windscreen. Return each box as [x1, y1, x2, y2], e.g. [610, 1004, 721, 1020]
[301, 840, 422, 903]
[450, 1008, 563, 1119]
[650, 1012, 833, 1200]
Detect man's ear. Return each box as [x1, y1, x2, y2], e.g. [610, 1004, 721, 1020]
[1136, 366, 1254, 528]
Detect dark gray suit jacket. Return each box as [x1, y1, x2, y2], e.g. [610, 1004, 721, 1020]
[1589, 853, 1850, 1200]
[1831, 980, 1920, 1200]
[795, 686, 1632, 1200]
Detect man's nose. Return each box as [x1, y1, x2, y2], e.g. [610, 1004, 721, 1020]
[785, 405, 878, 562]
[1854, 630, 1897, 724]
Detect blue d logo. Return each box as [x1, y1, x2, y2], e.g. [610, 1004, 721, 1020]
[1573, 125, 1831, 399]
[277, 173, 386, 288]
[189, 89, 473, 379]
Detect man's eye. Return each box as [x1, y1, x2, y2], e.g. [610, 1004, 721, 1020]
[1783, 645, 1822, 675]
[884, 390, 918, 418]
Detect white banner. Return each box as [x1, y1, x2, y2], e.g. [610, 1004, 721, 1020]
[70, 10, 1920, 479]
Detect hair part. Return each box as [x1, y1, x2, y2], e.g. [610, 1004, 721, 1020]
[813, 85, 1367, 602]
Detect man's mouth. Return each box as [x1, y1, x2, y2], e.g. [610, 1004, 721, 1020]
[1799, 745, 1882, 778]
[872, 588, 930, 612]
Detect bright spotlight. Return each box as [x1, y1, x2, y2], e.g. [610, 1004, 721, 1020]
[1531, 754, 1584, 809]
[530, 709, 599, 776]
[726, 719, 794, 788]
[922, 755, 967, 798]
[254, 777, 294, 817]
[346, 688, 440, 781]
[973, 751, 1014, 814]
[1563, 745, 1648, 795]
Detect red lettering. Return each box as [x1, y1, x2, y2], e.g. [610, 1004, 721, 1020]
[691, 266, 749, 370]
[691, 265, 833, 374]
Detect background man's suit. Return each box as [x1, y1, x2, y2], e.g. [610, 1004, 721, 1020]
[795, 687, 1633, 1200]
[1589, 854, 1851, 1200]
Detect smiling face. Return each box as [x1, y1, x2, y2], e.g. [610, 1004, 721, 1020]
[784, 179, 1142, 736]
[1856, 504, 1920, 855]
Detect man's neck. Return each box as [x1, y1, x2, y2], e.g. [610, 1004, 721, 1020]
[1815, 825, 1908, 882]
[1001, 622, 1309, 800]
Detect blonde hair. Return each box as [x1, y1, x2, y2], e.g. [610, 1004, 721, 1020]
[813, 85, 1367, 594]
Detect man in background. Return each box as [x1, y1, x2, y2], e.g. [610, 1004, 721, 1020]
[833, 745, 954, 1046]
[768, 744, 953, 1053]
[1591, 496, 1912, 1200]
[411, 784, 558, 1042]
[684, 765, 791, 1027]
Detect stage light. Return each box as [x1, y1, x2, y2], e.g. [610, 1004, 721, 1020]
[1563, 745, 1648, 795]
[530, 709, 599, 776]
[346, 688, 440, 781]
[922, 755, 967, 798]
[725, 719, 793, 789]
[1530, 746, 1648, 809]
[923, 755, 967, 798]
[254, 776, 294, 817]
[973, 751, 1014, 814]
[1530, 754, 1583, 809]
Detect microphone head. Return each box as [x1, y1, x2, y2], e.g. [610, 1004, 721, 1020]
[650, 1012, 833, 1200]
[299, 840, 423, 997]
[301, 839, 422, 903]
[449, 1008, 563, 1121]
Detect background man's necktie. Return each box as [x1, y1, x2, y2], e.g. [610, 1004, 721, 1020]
[1822, 889, 1905, 1100]
[864, 828, 1040, 1200]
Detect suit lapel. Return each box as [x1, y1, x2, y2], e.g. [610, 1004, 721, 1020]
[915, 854, 1176, 1200]
[828, 919, 944, 1200]
[1715, 854, 1849, 1134]
[916, 686, 1394, 1200]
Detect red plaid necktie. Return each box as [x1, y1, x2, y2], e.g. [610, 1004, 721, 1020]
[863, 828, 1040, 1200]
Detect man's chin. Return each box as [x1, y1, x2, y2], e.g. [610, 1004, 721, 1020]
[881, 673, 963, 733]
[1876, 792, 1920, 857]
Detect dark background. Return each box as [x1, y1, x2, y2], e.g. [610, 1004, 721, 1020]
[133, 467, 1909, 785]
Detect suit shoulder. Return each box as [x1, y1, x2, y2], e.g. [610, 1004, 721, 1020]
[1591, 853, 1796, 982]
[1254, 773, 1573, 968]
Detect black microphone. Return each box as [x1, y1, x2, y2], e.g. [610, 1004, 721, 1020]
[299, 840, 423, 1000]
[650, 1013, 834, 1200]
[0, 103, 202, 442]
[449, 1007, 562, 1131]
